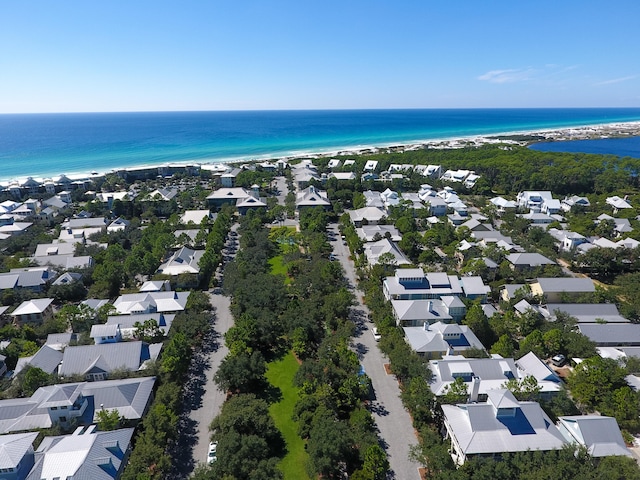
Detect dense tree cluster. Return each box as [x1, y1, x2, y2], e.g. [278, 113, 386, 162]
[203, 212, 384, 479]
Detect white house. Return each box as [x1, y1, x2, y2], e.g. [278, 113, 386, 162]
[442, 389, 566, 465]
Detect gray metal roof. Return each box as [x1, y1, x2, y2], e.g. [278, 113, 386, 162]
[506, 253, 556, 266]
[14, 345, 63, 377]
[0, 431, 38, 469]
[442, 392, 566, 457]
[392, 299, 453, 323]
[27, 426, 135, 480]
[578, 323, 640, 346]
[544, 303, 629, 323]
[0, 377, 156, 434]
[534, 277, 595, 293]
[90, 323, 119, 338]
[59, 341, 153, 377]
[558, 415, 631, 457]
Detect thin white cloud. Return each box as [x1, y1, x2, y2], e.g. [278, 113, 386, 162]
[593, 75, 637, 86]
[477, 68, 535, 84]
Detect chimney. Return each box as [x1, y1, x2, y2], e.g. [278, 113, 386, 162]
[423, 322, 430, 331]
[427, 300, 433, 313]
[469, 376, 481, 403]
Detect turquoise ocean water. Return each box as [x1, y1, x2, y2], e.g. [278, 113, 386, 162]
[1, 108, 640, 181]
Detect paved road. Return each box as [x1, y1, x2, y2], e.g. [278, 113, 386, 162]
[274, 175, 289, 205]
[169, 292, 234, 479]
[169, 227, 239, 479]
[328, 223, 422, 480]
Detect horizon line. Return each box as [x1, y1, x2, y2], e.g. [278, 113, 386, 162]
[3, 106, 640, 116]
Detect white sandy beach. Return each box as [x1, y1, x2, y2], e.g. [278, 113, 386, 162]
[3, 120, 640, 186]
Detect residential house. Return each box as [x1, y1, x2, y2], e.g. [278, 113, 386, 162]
[596, 214, 634, 236]
[27, 425, 134, 480]
[291, 160, 321, 188]
[423, 165, 443, 178]
[530, 278, 595, 303]
[0, 432, 38, 480]
[391, 299, 456, 327]
[557, 415, 631, 457]
[107, 217, 130, 233]
[517, 212, 558, 225]
[561, 195, 591, 212]
[45, 333, 78, 351]
[441, 169, 472, 183]
[548, 228, 589, 252]
[380, 189, 400, 210]
[458, 218, 492, 232]
[0, 268, 56, 294]
[206, 187, 253, 208]
[606, 195, 632, 213]
[236, 194, 268, 215]
[428, 353, 562, 400]
[578, 323, 640, 347]
[180, 209, 214, 225]
[51, 272, 83, 287]
[363, 238, 411, 267]
[112, 290, 189, 315]
[0, 221, 33, 240]
[442, 389, 566, 465]
[362, 190, 385, 209]
[220, 168, 242, 187]
[540, 303, 629, 324]
[143, 187, 178, 201]
[0, 377, 155, 434]
[363, 160, 378, 171]
[11, 299, 54, 325]
[517, 191, 554, 212]
[489, 196, 518, 214]
[106, 313, 174, 339]
[356, 224, 401, 242]
[32, 255, 93, 270]
[138, 280, 170, 292]
[157, 246, 204, 276]
[424, 197, 448, 217]
[90, 324, 122, 344]
[403, 322, 484, 359]
[34, 242, 76, 257]
[295, 186, 331, 211]
[14, 345, 63, 377]
[505, 253, 556, 271]
[383, 269, 489, 302]
[328, 172, 356, 181]
[58, 341, 161, 381]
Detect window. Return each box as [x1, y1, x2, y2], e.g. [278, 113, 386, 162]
[61, 405, 67, 409]
[50, 406, 57, 410]
[59, 416, 67, 422]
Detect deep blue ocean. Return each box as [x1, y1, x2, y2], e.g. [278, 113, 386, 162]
[1, 108, 640, 181]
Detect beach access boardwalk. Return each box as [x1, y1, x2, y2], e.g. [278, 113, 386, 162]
[329, 223, 422, 480]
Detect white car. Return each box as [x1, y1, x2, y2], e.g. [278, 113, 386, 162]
[372, 327, 381, 342]
[207, 441, 218, 464]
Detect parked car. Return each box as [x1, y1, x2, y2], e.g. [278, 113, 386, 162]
[551, 354, 567, 367]
[207, 441, 218, 464]
[372, 327, 381, 342]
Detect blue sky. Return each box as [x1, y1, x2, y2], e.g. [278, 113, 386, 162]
[1, 0, 639, 113]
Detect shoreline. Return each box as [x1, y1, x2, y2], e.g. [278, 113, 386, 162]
[2, 120, 640, 186]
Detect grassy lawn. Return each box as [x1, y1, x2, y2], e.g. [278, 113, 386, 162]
[268, 255, 292, 285]
[266, 352, 310, 480]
